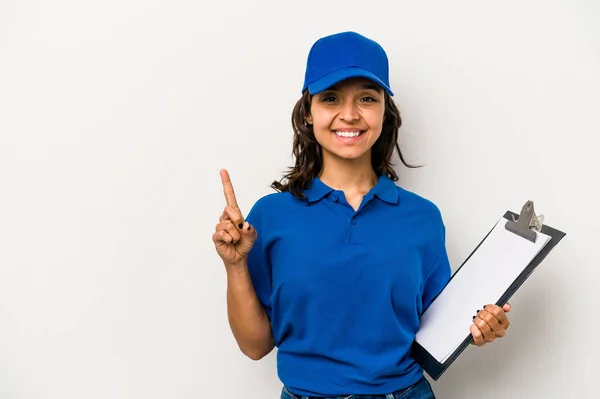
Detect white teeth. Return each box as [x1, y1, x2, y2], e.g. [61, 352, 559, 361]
[334, 130, 361, 138]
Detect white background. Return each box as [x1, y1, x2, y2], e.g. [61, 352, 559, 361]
[1, 1, 598, 398]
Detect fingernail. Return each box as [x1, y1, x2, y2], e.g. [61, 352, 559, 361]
[483, 305, 487, 309]
[476, 309, 481, 313]
[247, 224, 252, 231]
[473, 316, 476, 319]
[238, 223, 243, 229]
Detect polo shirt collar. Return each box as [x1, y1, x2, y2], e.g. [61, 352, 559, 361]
[303, 174, 399, 204]
[303, 177, 335, 203]
[372, 175, 399, 204]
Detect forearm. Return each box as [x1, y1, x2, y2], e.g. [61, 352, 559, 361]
[226, 261, 274, 360]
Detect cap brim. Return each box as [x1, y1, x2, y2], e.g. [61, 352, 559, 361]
[306, 67, 394, 96]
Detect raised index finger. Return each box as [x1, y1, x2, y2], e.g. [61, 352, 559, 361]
[220, 169, 239, 208]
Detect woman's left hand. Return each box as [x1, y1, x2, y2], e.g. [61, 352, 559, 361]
[470, 303, 511, 346]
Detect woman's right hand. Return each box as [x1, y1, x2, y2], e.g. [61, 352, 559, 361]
[212, 169, 258, 268]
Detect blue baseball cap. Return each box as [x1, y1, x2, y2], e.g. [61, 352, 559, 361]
[302, 31, 394, 96]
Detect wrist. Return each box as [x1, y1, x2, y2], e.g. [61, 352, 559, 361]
[225, 260, 249, 276]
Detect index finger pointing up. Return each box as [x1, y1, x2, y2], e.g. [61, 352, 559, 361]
[220, 169, 239, 208]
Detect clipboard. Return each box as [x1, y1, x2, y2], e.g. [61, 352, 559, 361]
[411, 201, 566, 380]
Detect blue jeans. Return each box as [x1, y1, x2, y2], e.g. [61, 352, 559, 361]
[280, 377, 435, 399]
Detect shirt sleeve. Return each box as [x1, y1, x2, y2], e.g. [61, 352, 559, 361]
[245, 201, 273, 321]
[421, 224, 452, 311]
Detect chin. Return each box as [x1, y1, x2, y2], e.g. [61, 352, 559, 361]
[319, 141, 373, 162]
[333, 150, 370, 161]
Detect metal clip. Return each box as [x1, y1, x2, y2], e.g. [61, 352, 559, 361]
[505, 200, 544, 243]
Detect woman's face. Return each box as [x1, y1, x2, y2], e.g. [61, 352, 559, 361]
[306, 77, 385, 164]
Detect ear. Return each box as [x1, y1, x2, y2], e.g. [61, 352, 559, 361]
[305, 113, 313, 124]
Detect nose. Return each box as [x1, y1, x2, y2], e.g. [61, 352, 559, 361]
[339, 100, 359, 122]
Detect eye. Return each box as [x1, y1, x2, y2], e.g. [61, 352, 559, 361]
[321, 95, 338, 102]
[360, 96, 377, 102]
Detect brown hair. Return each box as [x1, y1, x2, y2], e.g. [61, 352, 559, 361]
[270, 90, 417, 199]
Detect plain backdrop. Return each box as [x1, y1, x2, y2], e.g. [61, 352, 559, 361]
[1, 1, 599, 398]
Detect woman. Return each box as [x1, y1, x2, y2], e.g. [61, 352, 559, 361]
[213, 31, 511, 399]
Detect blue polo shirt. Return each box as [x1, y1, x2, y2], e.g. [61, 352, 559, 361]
[246, 175, 451, 397]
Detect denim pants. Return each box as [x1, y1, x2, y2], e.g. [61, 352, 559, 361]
[280, 377, 435, 399]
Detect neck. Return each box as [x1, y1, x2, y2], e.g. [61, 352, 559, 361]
[318, 151, 378, 194]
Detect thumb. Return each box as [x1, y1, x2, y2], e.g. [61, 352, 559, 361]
[502, 303, 511, 313]
[238, 222, 258, 255]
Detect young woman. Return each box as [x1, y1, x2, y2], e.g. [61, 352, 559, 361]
[213, 31, 511, 399]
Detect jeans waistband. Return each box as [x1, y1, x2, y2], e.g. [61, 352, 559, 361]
[282, 377, 427, 399]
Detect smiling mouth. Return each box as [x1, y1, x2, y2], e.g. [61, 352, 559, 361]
[332, 130, 365, 138]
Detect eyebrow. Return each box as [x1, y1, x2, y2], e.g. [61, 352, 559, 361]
[362, 83, 382, 92]
[326, 83, 382, 92]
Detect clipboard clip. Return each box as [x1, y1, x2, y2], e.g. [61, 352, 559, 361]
[505, 200, 545, 243]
